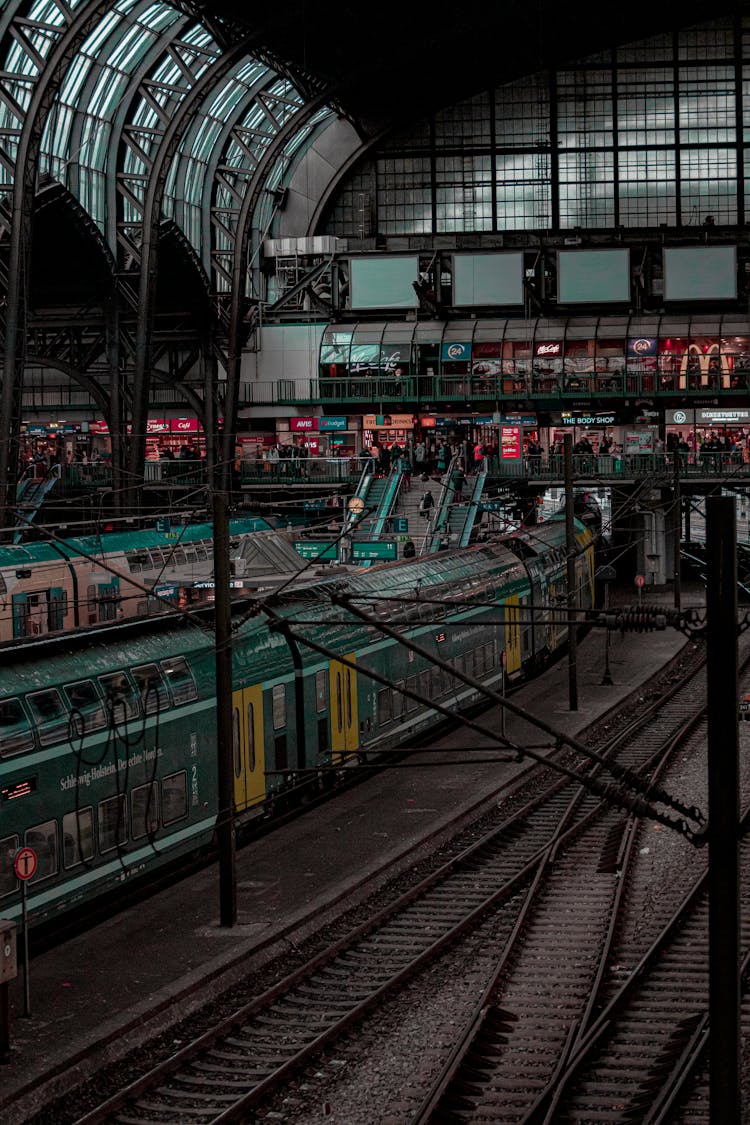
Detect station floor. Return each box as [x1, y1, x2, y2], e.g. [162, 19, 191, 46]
[1, 587, 703, 1122]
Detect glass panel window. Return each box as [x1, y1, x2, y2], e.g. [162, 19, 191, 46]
[618, 150, 677, 226]
[63, 809, 95, 868]
[0, 698, 34, 755]
[162, 771, 188, 825]
[132, 664, 168, 714]
[98, 672, 140, 720]
[26, 689, 68, 746]
[233, 707, 241, 776]
[272, 684, 286, 730]
[160, 657, 197, 705]
[131, 784, 160, 840]
[63, 680, 106, 734]
[496, 152, 551, 232]
[378, 687, 393, 724]
[99, 795, 127, 852]
[247, 702, 255, 771]
[24, 820, 58, 882]
[0, 836, 18, 897]
[315, 670, 328, 712]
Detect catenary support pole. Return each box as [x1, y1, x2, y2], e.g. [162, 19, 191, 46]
[706, 495, 740, 1123]
[673, 454, 682, 612]
[213, 489, 237, 927]
[564, 433, 578, 711]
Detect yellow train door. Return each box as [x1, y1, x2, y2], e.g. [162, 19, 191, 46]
[232, 684, 265, 812]
[329, 655, 359, 764]
[504, 595, 522, 676]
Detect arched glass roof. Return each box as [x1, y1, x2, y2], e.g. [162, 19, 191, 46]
[0, 0, 335, 291]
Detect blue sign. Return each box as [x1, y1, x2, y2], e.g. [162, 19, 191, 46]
[627, 337, 658, 358]
[441, 341, 472, 362]
[155, 518, 171, 532]
[389, 517, 408, 532]
[318, 416, 348, 431]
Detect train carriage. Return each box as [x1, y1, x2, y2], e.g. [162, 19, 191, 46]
[0, 515, 595, 930]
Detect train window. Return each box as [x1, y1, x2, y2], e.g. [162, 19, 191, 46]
[27, 689, 68, 747]
[0, 835, 18, 897]
[63, 680, 106, 735]
[0, 698, 34, 756]
[405, 676, 417, 713]
[315, 670, 328, 713]
[160, 657, 197, 705]
[131, 784, 160, 840]
[272, 684, 286, 730]
[335, 673, 343, 733]
[232, 707, 241, 776]
[162, 771, 188, 825]
[418, 670, 431, 701]
[247, 702, 255, 772]
[62, 809, 95, 868]
[98, 794, 128, 852]
[429, 667, 443, 697]
[484, 642, 495, 669]
[393, 683, 404, 720]
[132, 665, 168, 714]
[378, 688, 393, 724]
[275, 735, 288, 772]
[98, 673, 140, 720]
[345, 670, 353, 728]
[24, 820, 58, 882]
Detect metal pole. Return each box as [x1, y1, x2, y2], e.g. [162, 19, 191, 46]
[563, 433, 578, 711]
[673, 453, 682, 612]
[21, 883, 29, 1017]
[706, 495, 740, 1123]
[213, 490, 237, 927]
[601, 581, 613, 686]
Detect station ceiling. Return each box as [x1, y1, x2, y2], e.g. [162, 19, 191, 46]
[195, 0, 737, 132]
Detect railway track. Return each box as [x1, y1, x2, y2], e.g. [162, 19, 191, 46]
[63, 640, 718, 1125]
[408, 663, 750, 1124]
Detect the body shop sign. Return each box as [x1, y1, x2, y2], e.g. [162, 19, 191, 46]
[501, 426, 522, 460]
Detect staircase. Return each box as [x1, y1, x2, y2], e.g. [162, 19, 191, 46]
[13, 465, 61, 543]
[394, 474, 443, 556]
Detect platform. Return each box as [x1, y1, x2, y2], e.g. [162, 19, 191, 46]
[1, 587, 703, 1122]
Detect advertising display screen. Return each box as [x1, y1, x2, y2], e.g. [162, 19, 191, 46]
[501, 426, 522, 460]
[350, 256, 419, 309]
[558, 249, 630, 303]
[453, 252, 524, 306]
[663, 246, 737, 301]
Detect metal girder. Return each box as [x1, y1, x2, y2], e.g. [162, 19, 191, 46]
[0, 0, 116, 531]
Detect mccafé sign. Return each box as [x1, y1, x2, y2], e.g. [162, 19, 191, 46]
[534, 341, 562, 357]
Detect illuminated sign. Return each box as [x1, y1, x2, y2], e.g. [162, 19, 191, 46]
[534, 341, 562, 356]
[441, 342, 471, 362]
[290, 417, 317, 432]
[2, 777, 37, 802]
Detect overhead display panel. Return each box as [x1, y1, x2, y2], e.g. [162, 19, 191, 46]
[558, 249, 630, 304]
[350, 256, 419, 310]
[663, 247, 737, 301]
[453, 252, 524, 306]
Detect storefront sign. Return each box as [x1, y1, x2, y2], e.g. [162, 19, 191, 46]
[318, 416, 347, 431]
[500, 426, 522, 460]
[503, 414, 537, 426]
[473, 342, 502, 358]
[363, 414, 415, 428]
[89, 421, 110, 434]
[627, 337, 658, 357]
[561, 412, 616, 426]
[665, 409, 692, 426]
[290, 417, 317, 432]
[170, 418, 200, 433]
[696, 407, 750, 425]
[419, 416, 437, 428]
[534, 341, 562, 356]
[441, 342, 471, 362]
[25, 425, 48, 436]
[147, 419, 170, 433]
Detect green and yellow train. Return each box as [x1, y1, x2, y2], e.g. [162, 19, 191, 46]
[0, 515, 595, 929]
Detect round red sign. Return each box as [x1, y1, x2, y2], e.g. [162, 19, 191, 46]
[13, 847, 38, 882]
[635, 575, 646, 588]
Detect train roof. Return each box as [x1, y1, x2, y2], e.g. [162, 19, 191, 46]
[0, 518, 270, 567]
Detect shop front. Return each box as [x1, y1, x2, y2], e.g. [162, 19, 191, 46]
[547, 410, 620, 456]
[363, 413, 415, 453]
[665, 406, 750, 459]
[280, 416, 357, 456]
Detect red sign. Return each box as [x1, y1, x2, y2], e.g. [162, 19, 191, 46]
[14, 847, 37, 881]
[89, 421, 110, 434]
[473, 342, 502, 358]
[534, 341, 562, 357]
[146, 419, 169, 434]
[290, 417, 318, 432]
[500, 426, 522, 460]
[635, 574, 645, 588]
[170, 418, 200, 433]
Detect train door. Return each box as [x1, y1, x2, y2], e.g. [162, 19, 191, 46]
[504, 595, 522, 676]
[232, 683, 266, 812]
[329, 655, 359, 764]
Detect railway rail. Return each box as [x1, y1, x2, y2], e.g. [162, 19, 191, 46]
[41, 637, 720, 1125]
